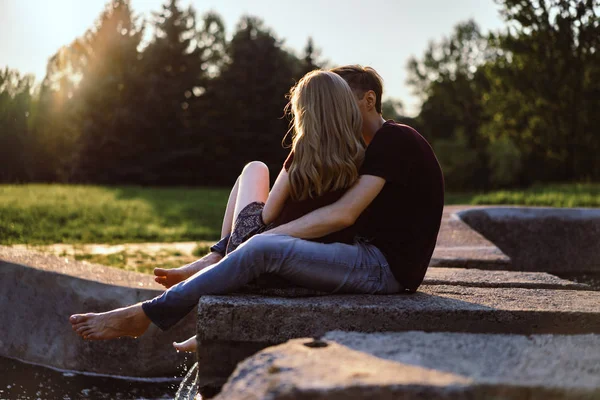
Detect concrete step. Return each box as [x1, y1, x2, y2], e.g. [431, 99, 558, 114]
[457, 207, 600, 273]
[195, 285, 600, 389]
[430, 206, 511, 269]
[232, 267, 588, 299]
[424, 267, 588, 289]
[199, 286, 600, 343]
[0, 246, 195, 377]
[215, 331, 600, 400]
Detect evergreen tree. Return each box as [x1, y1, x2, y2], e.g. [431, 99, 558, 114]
[134, 0, 207, 183]
[0, 68, 35, 182]
[73, 0, 146, 183]
[191, 16, 298, 185]
[300, 37, 321, 76]
[33, 46, 82, 181]
[196, 11, 227, 79]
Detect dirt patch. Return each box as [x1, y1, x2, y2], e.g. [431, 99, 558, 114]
[9, 241, 215, 274]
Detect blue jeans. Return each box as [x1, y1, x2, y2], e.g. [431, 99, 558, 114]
[142, 233, 402, 330]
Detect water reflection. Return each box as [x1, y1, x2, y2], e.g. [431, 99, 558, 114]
[0, 356, 186, 399]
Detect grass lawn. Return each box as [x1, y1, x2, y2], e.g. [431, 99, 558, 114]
[0, 184, 228, 245]
[1, 183, 599, 246]
[446, 183, 600, 208]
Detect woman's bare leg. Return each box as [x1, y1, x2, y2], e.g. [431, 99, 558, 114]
[153, 162, 270, 288]
[167, 162, 270, 349]
[221, 176, 240, 238]
[232, 161, 270, 229]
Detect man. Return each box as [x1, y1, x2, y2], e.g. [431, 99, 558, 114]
[69, 66, 444, 340]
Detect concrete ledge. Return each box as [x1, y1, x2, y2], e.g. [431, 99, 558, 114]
[215, 332, 600, 400]
[431, 206, 511, 269]
[196, 285, 600, 388]
[232, 267, 588, 299]
[457, 207, 600, 273]
[0, 246, 195, 377]
[424, 267, 588, 289]
[198, 286, 600, 343]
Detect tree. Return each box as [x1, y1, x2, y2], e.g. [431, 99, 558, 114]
[381, 98, 404, 121]
[482, 0, 600, 183]
[407, 20, 492, 189]
[0, 68, 35, 182]
[32, 45, 84, 181]
[196, 11, 227, 79]
[131, 0, 208, 183]
[298, 37, 324, 76]
[72, 0, 146, 183]
[189, 16, 298, 185]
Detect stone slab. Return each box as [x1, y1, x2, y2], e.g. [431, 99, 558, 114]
[0, 246, 195, 377]
[0, 245, 158, 289]
[227, 267, 588, 299]
[423, 267, 589, 290]
[214, 332, 600, 400]
[457, 207, 600, 273]
[198, 286, 600, 343]
[195, 286, 600, 389]
[430, 206, 511, 269]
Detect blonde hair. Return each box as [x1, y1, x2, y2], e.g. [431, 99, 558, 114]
[285, 70, 365, 201]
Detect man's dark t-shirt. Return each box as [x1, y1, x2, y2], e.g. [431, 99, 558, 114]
[358, 121, 444, 292]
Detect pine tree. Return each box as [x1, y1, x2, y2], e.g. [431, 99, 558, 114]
[73, 0, 145, 183]
[300, 37, 321, 76]
[0, 68, 35, 182]
[193, 16, 297, 184]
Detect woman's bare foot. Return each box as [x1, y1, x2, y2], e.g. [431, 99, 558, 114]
[69, 303, 151, 340]
[173, 335, 197, 352]
[154, 252, 223, 288]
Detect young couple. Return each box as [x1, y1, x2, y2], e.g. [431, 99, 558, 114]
[69, 66, 445, 350]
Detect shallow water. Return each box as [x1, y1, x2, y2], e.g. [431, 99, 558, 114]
[0, 356, 191, 400]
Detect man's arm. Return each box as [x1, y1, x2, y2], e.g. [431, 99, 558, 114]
[266, 175, 385, 239]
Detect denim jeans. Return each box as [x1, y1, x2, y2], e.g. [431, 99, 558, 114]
[142, 233, 402, 330]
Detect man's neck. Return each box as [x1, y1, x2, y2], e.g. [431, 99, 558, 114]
[363, 115, 387, 145]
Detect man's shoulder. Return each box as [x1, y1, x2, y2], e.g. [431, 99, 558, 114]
[370, 121, 423, 148]
[379, 120, 422, 137]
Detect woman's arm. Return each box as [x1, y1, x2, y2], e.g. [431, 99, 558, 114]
[262, 168, 290, 225]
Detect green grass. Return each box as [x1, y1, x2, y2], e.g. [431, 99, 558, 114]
[0, 184, 228, 245]
[1, 183, 599, 245]
[445, 183, 600, 208]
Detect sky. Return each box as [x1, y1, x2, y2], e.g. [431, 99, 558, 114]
[0, 0, 505, 115]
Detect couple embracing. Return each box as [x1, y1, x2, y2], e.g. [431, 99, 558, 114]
[70, 66, 445, 348]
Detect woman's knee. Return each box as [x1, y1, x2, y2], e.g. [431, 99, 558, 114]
[241, 161, 269, 179]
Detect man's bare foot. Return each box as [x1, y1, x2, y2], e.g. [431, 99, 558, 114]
[154, 252, 223, 288]
[69, 303, 151, 340]
[173, 335, 197, 352]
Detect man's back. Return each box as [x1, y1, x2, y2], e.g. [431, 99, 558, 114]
[358, 121, 444, 292]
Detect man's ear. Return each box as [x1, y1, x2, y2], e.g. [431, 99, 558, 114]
[365, 90, 377, 111]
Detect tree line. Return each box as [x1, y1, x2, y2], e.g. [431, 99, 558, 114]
[0, 0, 598, 190]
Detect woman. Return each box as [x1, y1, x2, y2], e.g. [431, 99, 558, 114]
[70, 70, 381, 342]
[173, 70, 365, 351]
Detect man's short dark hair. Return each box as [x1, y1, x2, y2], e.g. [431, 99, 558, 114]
[330, 65, 383, 114]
